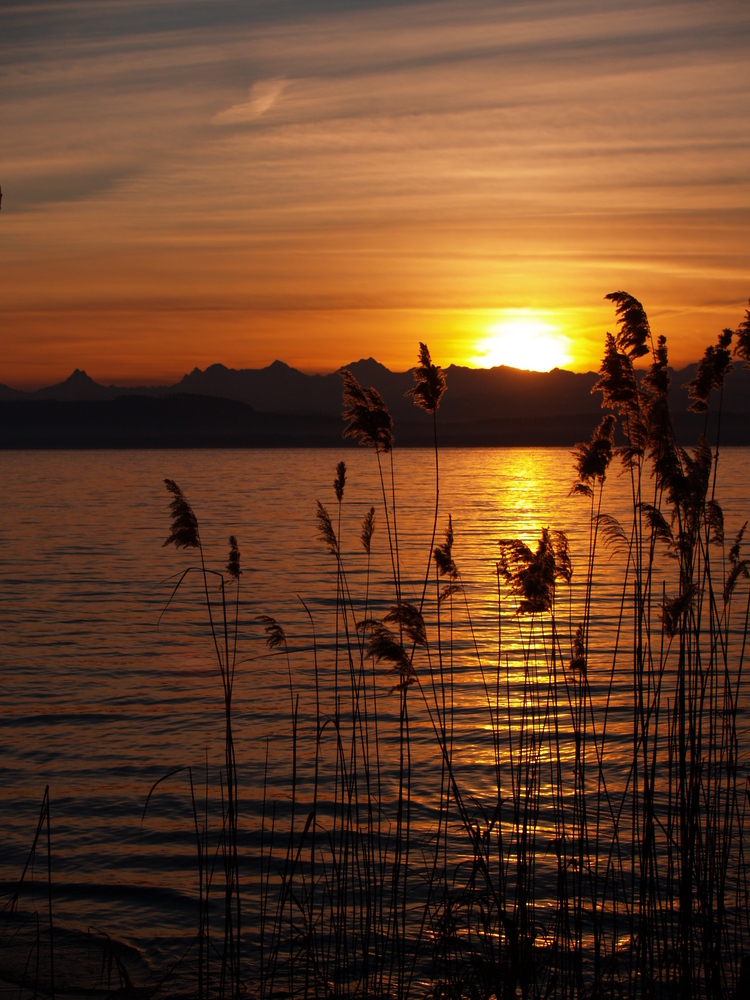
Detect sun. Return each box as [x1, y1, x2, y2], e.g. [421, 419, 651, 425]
[470, 311, 572, 371]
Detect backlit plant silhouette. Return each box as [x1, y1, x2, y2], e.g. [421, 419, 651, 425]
[157, 300, 750, 1000]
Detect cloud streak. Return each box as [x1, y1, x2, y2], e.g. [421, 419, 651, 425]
[0, 0, 749, 385]
[213, 78, 288, 124]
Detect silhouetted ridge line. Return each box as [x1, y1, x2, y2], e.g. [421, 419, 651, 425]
[2, 358, 750, 447]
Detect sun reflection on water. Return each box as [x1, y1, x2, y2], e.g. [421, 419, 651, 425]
[2, 447, 750, 991]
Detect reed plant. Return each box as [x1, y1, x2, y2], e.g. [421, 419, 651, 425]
[149, 481, 243, 1000]
[159, 295, 750, 999]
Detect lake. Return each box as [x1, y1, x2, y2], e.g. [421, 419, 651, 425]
[2, 446, 749, 997]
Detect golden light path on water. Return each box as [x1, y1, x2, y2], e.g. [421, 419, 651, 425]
[1, 446, 749, 991]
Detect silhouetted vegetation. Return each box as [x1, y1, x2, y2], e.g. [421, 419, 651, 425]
[236, 293, 750, 998]
[4, 295, 750, 999]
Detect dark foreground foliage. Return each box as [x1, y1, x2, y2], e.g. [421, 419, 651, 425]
[4, 295, 750, 1000]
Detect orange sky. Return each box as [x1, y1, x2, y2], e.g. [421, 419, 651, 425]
[1, 0, 749, 389]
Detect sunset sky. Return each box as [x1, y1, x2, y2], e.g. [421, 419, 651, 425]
[1, 0, 749, 389]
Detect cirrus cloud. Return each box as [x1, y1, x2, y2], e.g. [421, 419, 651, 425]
[213, 78, 289, 124]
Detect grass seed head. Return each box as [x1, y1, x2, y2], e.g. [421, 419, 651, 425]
[434, 514, 458, 580]
[316, 500, 338, 556]
[570, 623, 586, 674]
[572, 414, 616, 488]
[361, 506, 375, 555]
[341, 369, 394, 453]
[226, 535, 242, 579]
[407, 342, 446, 414]
[256, 615, 286, 649]
[366, 621, 415, 677]
[334, 461, 346, 502]
[384, 602, 427, 647]
[661, 585, 697, 639]
[163, 479, 200, 549]
[592, 333, 639, 416]
[735, 300, 750, 367]
[687, 329, 734, 413]
[498, 528, 571, 614]
[605, 290, 651, 359]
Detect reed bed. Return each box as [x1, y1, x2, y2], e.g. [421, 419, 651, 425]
[159, 294, 750, 999]
[4, 293, 748, 1000]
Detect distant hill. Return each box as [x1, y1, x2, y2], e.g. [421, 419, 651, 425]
[1, 358, 749, 447]
[0, 395, 354, 448]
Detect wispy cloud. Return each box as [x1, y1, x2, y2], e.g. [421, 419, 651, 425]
[1, 0, 749, 384]
[213, 78, 288, 124]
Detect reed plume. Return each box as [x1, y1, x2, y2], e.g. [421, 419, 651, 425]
[571, 413, 615, 493]
[686, 328, 734, 413]
[497, 529, 571, 614]
[361, 506, 375, 555]
[605, 289, 651, 358]
[256, 614, 286, 650]
[363, 620, 416, 680]
[593, 334, 646, 466]
[383, 602, 427, 648]
[408, 343, 447, 615]
[341, 369, 393, 452]
[334, 460, 346, 502]
[724, 523, 749, 603]
[226, 535, 241, 580]
[163, 478, 200, 549]
[316, 500, 338, 557]
[735, 300, 750, 364]
[433, 515, 458, 581]
[406, 342, 446, 413]
[341, 368, 400, 600]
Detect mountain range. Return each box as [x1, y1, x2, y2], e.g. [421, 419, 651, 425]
[1, 358, 749, 448]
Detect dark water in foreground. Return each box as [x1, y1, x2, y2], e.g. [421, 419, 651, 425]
[2, 447, 750, 994]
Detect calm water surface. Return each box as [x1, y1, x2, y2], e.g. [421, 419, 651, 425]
[2, 447, 749, 989]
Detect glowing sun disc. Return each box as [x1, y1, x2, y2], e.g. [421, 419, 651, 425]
[471, 314, 572, 372]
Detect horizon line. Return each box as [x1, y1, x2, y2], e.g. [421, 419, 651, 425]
[2, 354, 710, 395]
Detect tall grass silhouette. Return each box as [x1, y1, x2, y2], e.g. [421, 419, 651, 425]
[156, 295, 750, 999]
[147, 480, 243, 1000]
